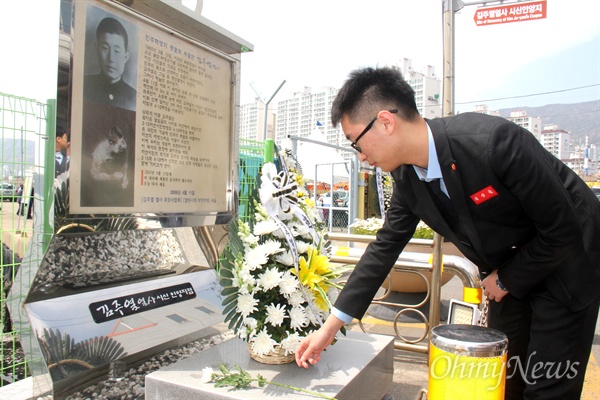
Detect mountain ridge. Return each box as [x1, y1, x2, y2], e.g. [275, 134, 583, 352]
[497, 100, 600, 144]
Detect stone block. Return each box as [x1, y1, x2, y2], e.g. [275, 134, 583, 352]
[146, 330, 394, 399]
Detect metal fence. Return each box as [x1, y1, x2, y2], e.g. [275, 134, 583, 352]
[1, 93, 50, 387]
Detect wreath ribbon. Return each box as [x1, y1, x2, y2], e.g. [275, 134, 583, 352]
[258, 162, 323, 326]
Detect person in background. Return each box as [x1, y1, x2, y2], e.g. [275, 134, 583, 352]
[295, 66, 600, 400]
[55, 127, 69, 178]
[15, 184, 23, 216]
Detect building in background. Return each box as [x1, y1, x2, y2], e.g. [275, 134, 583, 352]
[239, 58, 443, 150]
[275, 86, 342, 148]
[239, 61, 598, 181]
[472, 104, 500, 116]
[566, 135, 599, 179]
[239, 99, 275, 142]
[395, 58, 442, 120]
[541, 124, 571, 160]
[507, 110, 543, 141]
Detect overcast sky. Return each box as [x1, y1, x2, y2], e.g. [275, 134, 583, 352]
[200, 0, 600, 112]
[0, 0, 598, 113]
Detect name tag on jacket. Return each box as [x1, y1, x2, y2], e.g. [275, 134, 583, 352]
[470, 185, 498, 205]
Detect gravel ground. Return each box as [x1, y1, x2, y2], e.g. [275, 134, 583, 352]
[1, 334, 27, 386]
[36, 329, 237, 400]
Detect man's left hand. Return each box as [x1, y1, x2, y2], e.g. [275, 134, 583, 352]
[481, 269, 509, 302]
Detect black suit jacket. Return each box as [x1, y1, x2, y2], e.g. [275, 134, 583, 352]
[335, 113, 600, 318]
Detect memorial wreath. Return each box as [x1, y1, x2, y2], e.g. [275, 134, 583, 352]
[219, 150, 349, 361]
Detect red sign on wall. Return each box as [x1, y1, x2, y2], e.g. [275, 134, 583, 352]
[474, 0, 547, 26]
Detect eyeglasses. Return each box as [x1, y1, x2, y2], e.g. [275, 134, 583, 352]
[350, 109, 398, 153]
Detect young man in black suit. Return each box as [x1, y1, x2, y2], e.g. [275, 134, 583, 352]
[295, 66, 600, 400]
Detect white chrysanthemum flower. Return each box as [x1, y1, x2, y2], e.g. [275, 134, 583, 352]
[259, 239, 283, 256]
[306, 306, 324, 325]
[279, 271, 299, 294]
[271, 228, 285, 239]
[307, 207, 321, 223]
[243, 317, 258, 330]
[242, 233, 259, 247]
[286, 289, 306, 307]
[281, 333, 302, 355]
[295, 240, 310, 254]
[292, 222, 310, 238]
[258, 267, 283, 291]
[253, 219, 279, 235]
[275, 250, 295, 266]
[245, 247, 269, 271]
[232, 268, 254, 294]
[237, 293, 259, 317]
[249, 328, 276, 356]
[265, 303, 288, 327]
[240, 317, 259, 339]
[200, 367, 214, 383]
[289, 306, 309, 330]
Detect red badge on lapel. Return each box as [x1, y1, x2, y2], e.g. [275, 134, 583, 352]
[470, 185, 498, 205]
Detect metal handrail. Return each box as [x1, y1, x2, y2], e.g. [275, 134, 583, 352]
[326, 233, 482, 354]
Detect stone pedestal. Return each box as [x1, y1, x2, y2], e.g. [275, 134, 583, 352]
[145, 330, 394, 400]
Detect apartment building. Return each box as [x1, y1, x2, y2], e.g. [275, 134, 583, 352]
[239, 100, 275, 142]
[472, 104, 500, 116]
[395, 58, 442, 120]
[541, 124, 571, 160]
[274, 86, 343, 148]
[507, 110, 543, 141]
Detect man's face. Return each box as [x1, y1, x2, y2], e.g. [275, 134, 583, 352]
[56, 133, 68, 152]
[97, 32, 129, 84]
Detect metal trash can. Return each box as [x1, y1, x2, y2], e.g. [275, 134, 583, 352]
[428, 324, 508, 400]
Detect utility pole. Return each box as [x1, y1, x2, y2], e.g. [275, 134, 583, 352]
[429, 0, 466, 329]
[250, 80, 286, 141]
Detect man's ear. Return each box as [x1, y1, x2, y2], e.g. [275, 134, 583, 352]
[124, 50, 130, 64]
[378, 110, 396, 134]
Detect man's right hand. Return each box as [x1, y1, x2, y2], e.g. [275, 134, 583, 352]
[295, 315, 344, 368]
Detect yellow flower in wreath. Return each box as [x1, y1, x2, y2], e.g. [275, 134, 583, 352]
[292, 247, 334, 311]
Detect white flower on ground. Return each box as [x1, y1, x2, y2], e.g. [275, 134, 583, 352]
[281, 333, 302, 355]
[237, 294, 259, 317]
[258, 267, 283, 291]
[265, 303, 288, 327]
[275, 250, 295, 266]
[278, 271, 299, 295]
[289, 306, 309, 330]
[253, 219, 279, 235]
[245, 247, 269, 271]
[249, 328, 276, 356]
[200, 367, 214, 383]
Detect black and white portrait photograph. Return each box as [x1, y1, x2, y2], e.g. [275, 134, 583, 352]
[83, 7, 138, 111]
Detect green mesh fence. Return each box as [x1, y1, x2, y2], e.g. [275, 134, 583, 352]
[1, 93, 50, 387]
[238, 139, 264, 222]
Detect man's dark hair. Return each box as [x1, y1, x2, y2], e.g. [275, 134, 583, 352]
[96, 17, 129, 50]
[331, 66, 419, 127]
[56, 125, 68, 139]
